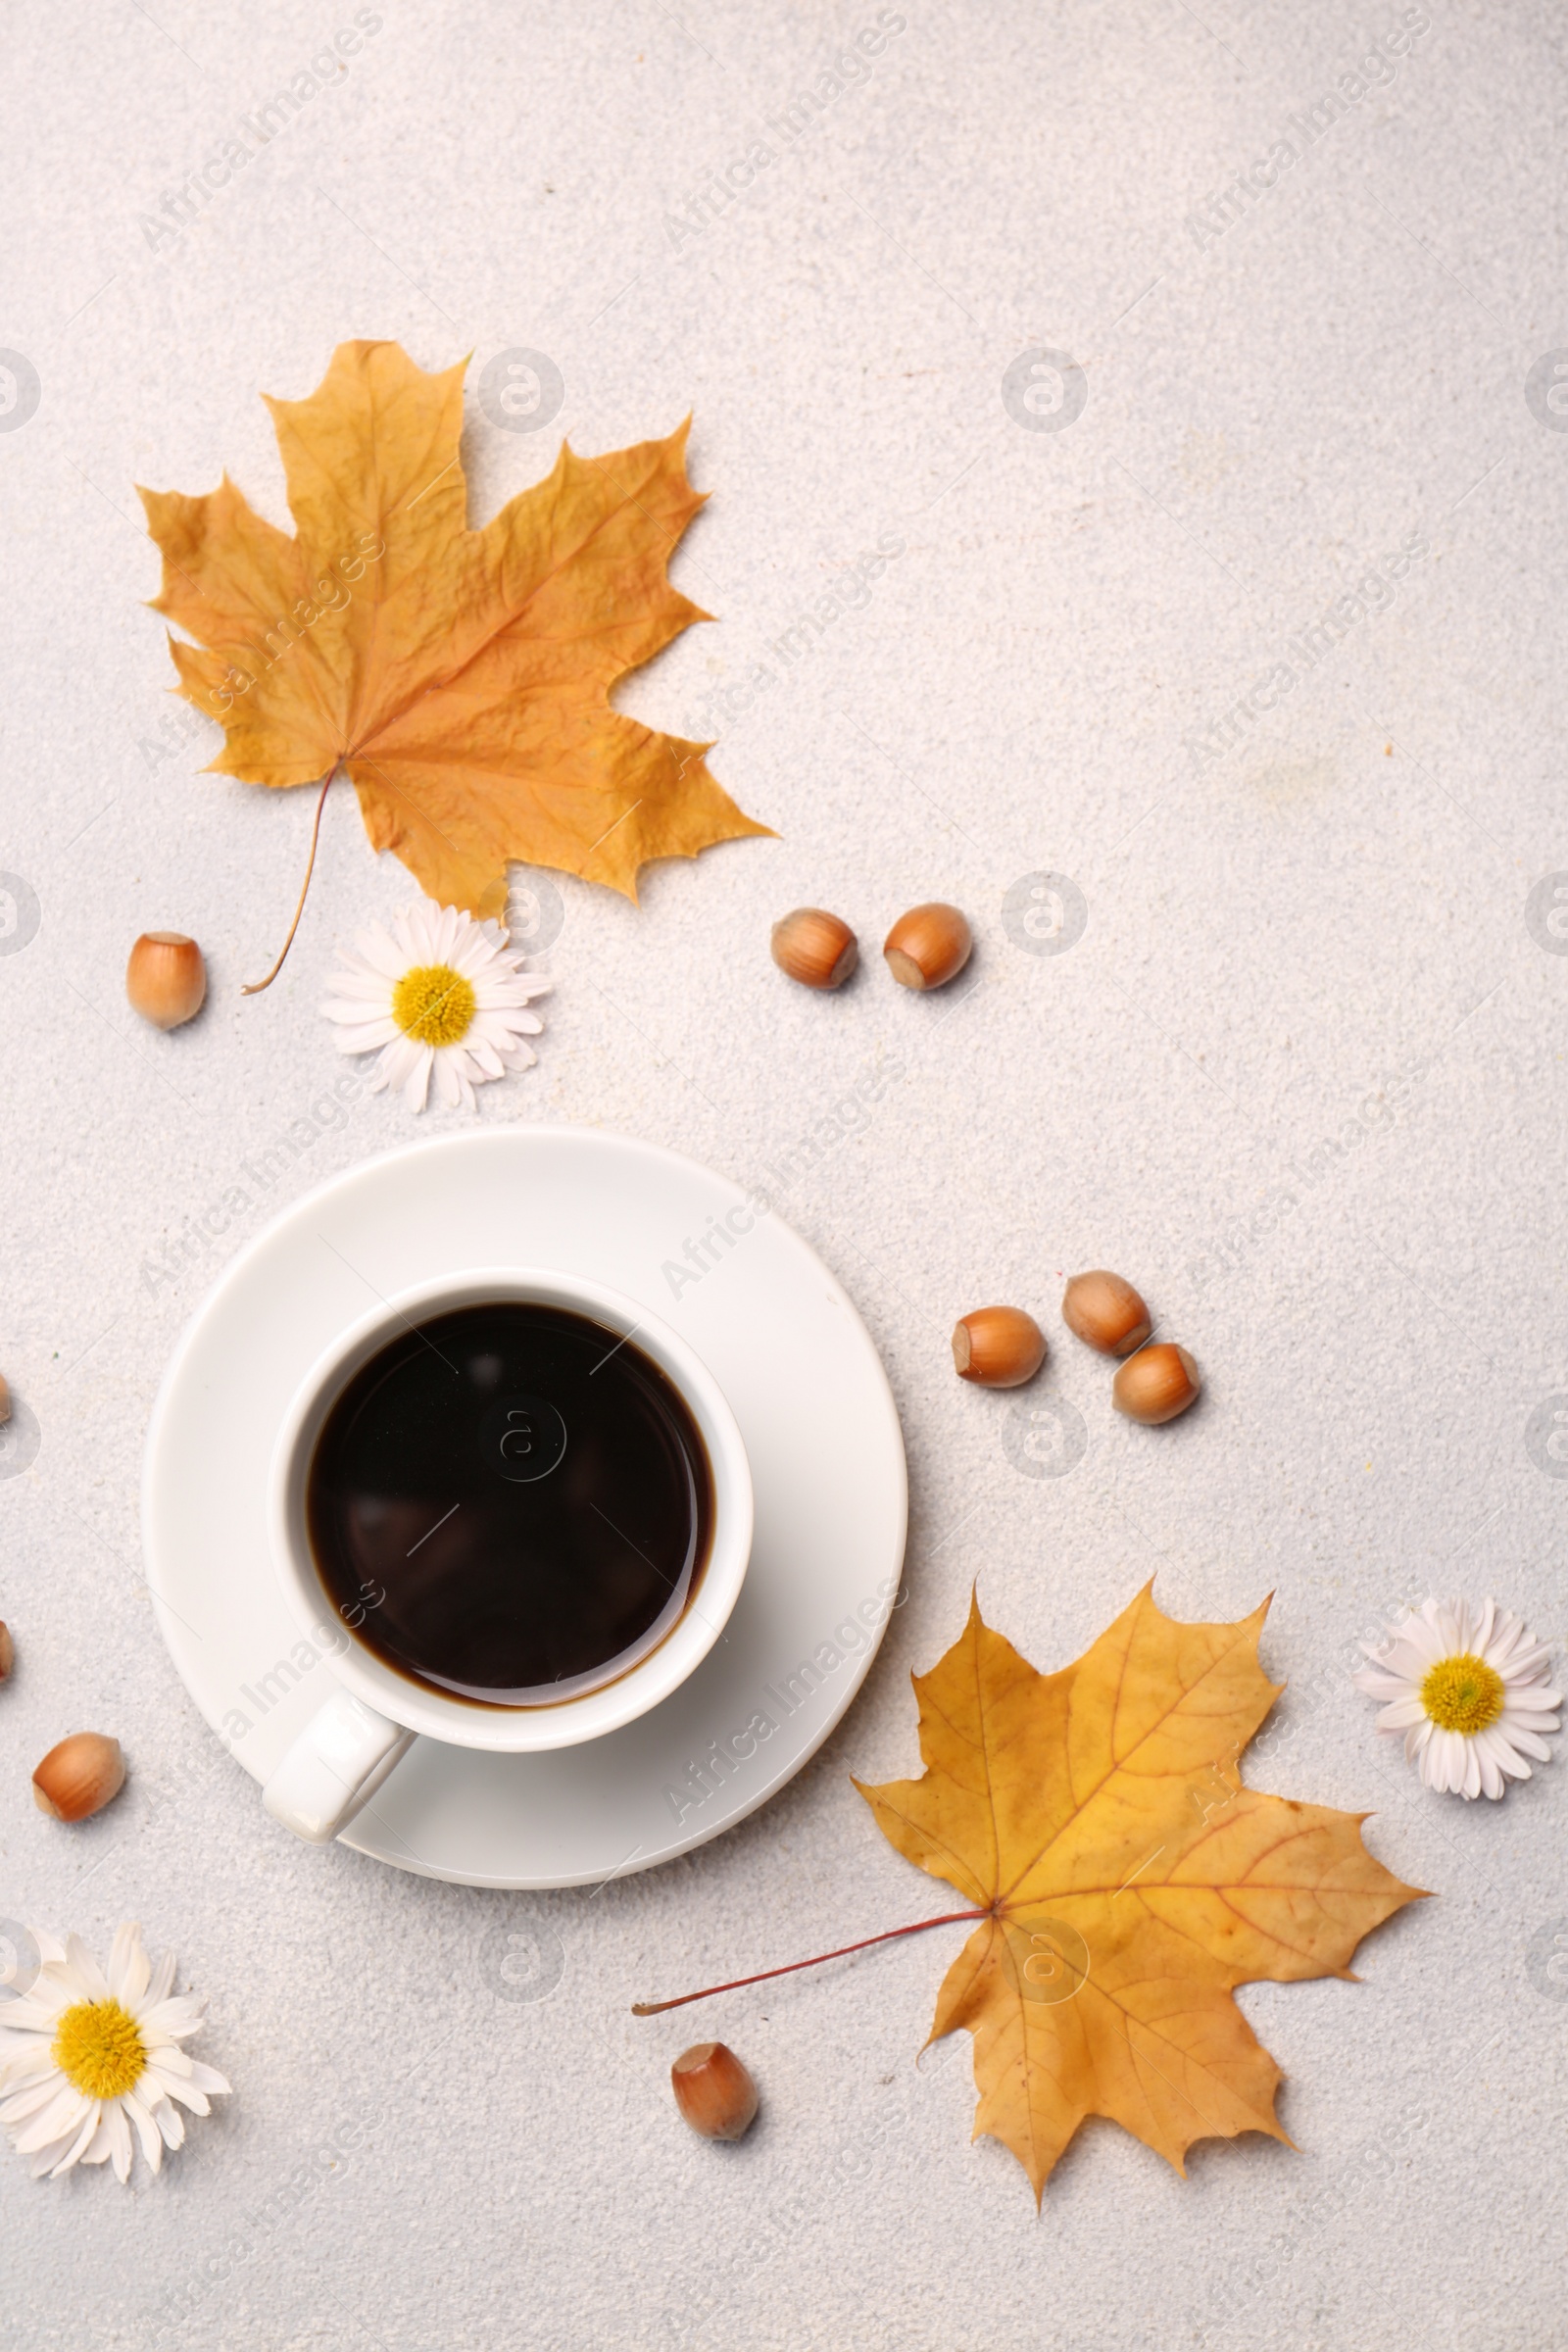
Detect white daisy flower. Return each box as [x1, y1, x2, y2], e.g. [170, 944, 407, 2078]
[0, 1924, 230, 2182]
[1353, 1596, 1562, 1800]
[323, 899, 552, 1114]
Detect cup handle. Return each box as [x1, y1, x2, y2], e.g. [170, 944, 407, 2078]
[261, 1690, 416, 1844]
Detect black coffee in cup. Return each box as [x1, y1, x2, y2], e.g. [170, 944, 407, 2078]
[306, 1302, 712, 1705]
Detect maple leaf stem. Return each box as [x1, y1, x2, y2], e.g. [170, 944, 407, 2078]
[241, 766, 337, 996]
[630, 1909, 988, 2017]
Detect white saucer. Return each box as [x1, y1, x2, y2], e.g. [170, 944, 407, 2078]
[141, 1129, 907, 1888]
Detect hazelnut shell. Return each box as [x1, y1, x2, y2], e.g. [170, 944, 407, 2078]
[1112, 1345, 1200, 1426]
[671, 2041, 759, 2140]
[883, 903, 971, 991]
[953, 1306, 1047, 1388]
[1062, 1270, 1152, 1357]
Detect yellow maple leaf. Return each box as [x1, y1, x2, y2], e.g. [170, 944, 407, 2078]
[857, 1585, 1424, 2201]
[138, 339, 770, 919]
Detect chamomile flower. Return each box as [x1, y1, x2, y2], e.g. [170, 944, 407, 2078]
[0, 1924, 230, 2182]
[323, 899, 551, 1113]
[1353, 1596, 1561, 1800]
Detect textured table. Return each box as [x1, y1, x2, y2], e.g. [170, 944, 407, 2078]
[2, 3, 1565, 2345]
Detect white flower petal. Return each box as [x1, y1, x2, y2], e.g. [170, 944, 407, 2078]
[107, 1924, 149, 2008]
[1396, 1614, 1447, 1665]
[1, 2077, 72, 2124]
[149, 2068, 211, 2118]
[0, 2048, 62, 2092]
[1478, 1725, 1529, 1781]
[351, 924, 406, 978]
[15, 2085, 91, 2153]
[107, 2100, 133, 2183]
[140, 1997, 205, 2041]
[452, 933, 499, 980]
[322, 1002, 400, 1038]
[1430, 1600, 1464, 1654]
[1353, 1669, 1414, 1701]
[124, 2086, 165, 2172]
[1497, 1643, 1554, 1681]
[322, 969, 394, 1003]
[0, 1984, 70, 2030]
[473, 975, 551, 1008]
[64, 1936, 112, 2005]
[403, 1045, 434, 1113]
[47, 2106, 102, 2177]
[374, 1031, 417, 1091]
[1443, 1730, 1471, 1791]
[1381, 1640, 1440, 1683]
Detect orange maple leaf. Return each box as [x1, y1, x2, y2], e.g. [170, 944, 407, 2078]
[138, 339, 770, 920]
[857, 1585, 1425, 2201]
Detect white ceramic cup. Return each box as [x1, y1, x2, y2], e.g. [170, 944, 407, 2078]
[260, 1268, 753, 1843]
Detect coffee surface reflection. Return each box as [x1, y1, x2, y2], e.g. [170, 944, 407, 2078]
[307, 1302, 711, 1705]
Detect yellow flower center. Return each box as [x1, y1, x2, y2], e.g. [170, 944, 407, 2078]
[52, 1999, 146, 2099]
[390, 963, 475, 1048]
[1420, 1652, 1505, 1736]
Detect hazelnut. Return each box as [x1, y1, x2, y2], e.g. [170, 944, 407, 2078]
[671, 2040, 759, 2140]
[1062, 1271, 1152, 1357]
[0, 1622, 12, 1682]
[1112, 1345, 1200, 1426]
[952, 1306, 1046, 1389]
[770, 907, 858, 991]
[0, 1371, 9, 1425]
[126, 932, 206, 1030]
[883, 903, 971, 991]
[32, 1733, 126, 1822]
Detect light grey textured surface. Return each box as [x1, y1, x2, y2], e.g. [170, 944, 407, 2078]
[1, 1, 1565, 2345]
